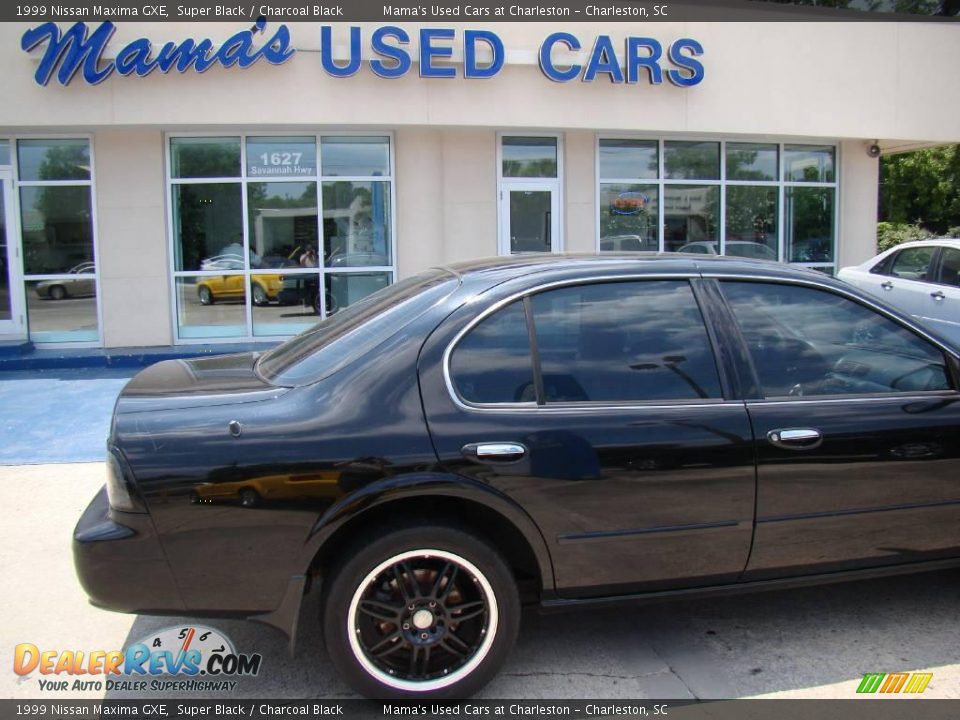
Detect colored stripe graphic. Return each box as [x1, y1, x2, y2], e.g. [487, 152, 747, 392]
[903, 673, 933, 694]
[857, 672, 932, 694]
[857, 673, 885, 693]
[880, 673, 909, 693]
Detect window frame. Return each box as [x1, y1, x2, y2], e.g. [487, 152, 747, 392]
[709, 274, 960, 402]
[595, 135, 840, 274]
[443, 274, 733, 412]
[165, 130, 397, 344]
[9, 133, 102, 347]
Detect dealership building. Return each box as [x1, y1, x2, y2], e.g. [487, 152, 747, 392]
[0, 17, 957, 348]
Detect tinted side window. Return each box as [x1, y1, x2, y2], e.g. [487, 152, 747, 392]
[530, 281, 722, 402]
[722, 281, 952, 397]
[449, 301, 534, 404]
[889, 247, 936, 281]
[938, 248, 960, 287]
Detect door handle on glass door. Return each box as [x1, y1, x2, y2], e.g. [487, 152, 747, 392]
[767, 428, 823, 450]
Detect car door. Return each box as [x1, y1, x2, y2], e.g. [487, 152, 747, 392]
[917, 246, 960, 345]
[714, 278, 960, 581]
[418, 275, 757, 599]
[877, 245, 939, 321]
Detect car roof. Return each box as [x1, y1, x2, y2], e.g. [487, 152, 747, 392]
[441, 252, 813, 279]
[884, 238, 960, 251]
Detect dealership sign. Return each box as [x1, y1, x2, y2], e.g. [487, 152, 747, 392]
[21, 21, 704, 88]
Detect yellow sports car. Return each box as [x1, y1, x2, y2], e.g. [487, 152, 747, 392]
[195, 256, 283, 306]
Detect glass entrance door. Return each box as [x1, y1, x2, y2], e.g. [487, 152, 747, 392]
[0, 171, 22, 337]
[500, 184, 559, 255]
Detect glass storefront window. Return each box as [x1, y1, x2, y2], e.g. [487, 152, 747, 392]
[172, 183, 243, 272]
[501, 137, 558, 178]
[17, 138, 99, 343]
[664, 185, 720, 252]
[321, 136, 390, 177]
[176, 276, 246, 338]
[599, 139, 657, 179]
[664, 141, 720, 180]
[247, 181, 319, 266]
[247, 137, 317, 178]
[325, 272, 392, 315]
[786, 186, 835, 263]
[322, 181, 392, 267]
[18, 139, 90, 181]
[252, 272, 319, 336]
[171, 137, 241, 179]
[170, 135, 395, 341]
[19, 185, 94, 274]
[599, 184, 658, 252]
[598, 138, 836, 270]
[25, 279, 98, 342]
[784, 144, 835, 183]
[726, 143, 778, 181]
[726, 186, 779, 261]
[0, 141, 10, 166]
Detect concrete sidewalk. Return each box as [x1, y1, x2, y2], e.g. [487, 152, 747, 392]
[0, 368, 135, 464]
[2, 463, 958, 701]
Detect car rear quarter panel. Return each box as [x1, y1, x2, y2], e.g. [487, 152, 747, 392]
[115, 318, 444, 613]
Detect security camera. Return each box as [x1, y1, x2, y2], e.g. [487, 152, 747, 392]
[867, 143, 881, 158]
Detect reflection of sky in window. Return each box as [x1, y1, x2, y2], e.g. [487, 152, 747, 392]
[600, 140, 658, 179]
[503, 138, 557, 163]
[321, 137, 389, 177]
[17, 139, 90, 181]
[255, 181, 315, 203]
[726, 143, 778, 181]
[784, 145, 834, 182]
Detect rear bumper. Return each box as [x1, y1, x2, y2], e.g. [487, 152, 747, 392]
[73, 487, 186, 613]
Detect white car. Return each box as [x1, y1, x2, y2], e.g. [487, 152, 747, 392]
[838, 239, 960, 345]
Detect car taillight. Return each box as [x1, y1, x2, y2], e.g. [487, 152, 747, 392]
[105, 450, 145, 513]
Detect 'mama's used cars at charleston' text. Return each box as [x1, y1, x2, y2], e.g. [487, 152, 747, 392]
[73, 254, 960, 698]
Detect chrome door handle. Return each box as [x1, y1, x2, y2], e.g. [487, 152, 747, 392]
[767, 428, 823, 450]
[931, 290, 946, 300]
[880, 281, 894, 291]
[461, 442, 527, 463]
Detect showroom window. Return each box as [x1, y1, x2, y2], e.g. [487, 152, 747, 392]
[17, 138, 100, 343]
[597, 139, 838, 273]
[168, 134, 395, 341]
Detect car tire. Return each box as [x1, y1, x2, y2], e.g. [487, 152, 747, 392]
[49, 285, 67, 301]
[239, 488, 259, 508]
[198, 286, 214, 305]
[252, 284, 269, 307]
[322, 524, 520, 699]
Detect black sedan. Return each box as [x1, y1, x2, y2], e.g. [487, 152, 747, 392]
[74, 254, 960, 698]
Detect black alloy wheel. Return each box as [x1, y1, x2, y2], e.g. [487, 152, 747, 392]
[322, 525, 519, 699]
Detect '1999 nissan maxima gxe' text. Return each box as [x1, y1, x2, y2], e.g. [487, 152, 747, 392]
[74, 254, 960, 698]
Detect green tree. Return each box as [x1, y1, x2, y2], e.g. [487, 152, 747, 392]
[879, 144, 960, 234]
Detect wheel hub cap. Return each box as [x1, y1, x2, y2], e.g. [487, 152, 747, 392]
[412, 609, 434, 629]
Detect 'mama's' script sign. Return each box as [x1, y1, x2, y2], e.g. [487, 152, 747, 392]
[22, 22, 705, 88]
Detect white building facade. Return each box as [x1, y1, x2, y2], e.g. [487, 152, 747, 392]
[0, 19, 957, 347]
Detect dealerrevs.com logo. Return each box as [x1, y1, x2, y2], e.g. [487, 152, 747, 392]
[14, 625, 263, 693]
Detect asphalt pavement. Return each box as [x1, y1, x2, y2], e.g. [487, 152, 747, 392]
[0, 369, 958, 701]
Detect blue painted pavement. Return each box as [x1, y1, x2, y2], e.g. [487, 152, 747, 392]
[0, 368, 137, 465]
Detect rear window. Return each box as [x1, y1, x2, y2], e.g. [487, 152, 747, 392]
[256, 269, 459, 386]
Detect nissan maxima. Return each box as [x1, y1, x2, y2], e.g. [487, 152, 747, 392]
[74, 254, 960, 698]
